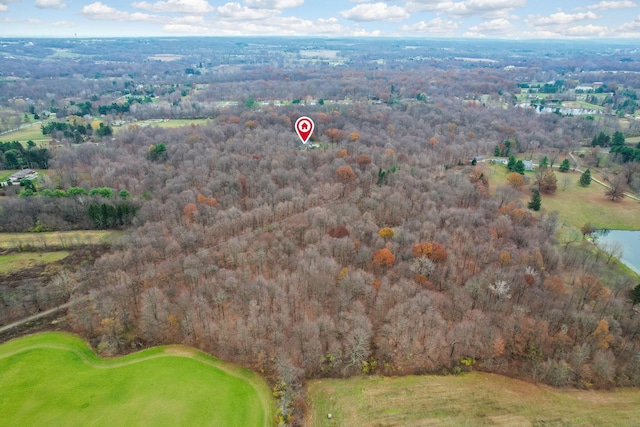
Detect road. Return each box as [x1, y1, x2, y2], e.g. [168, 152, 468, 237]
[0, 296, 90, 334]
[567, 152, 640, 202]
[0, 120, 44, 137]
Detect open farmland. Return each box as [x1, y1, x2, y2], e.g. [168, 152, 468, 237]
[0, 122, 50, 146]
[0, 332, 274, 427]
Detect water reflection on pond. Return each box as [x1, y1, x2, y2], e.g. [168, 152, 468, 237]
[595, 229, 640, 275]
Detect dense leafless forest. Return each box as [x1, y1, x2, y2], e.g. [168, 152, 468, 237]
[2, 38, 640, 424]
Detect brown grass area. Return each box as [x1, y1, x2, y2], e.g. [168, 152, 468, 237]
[307, 373, 640, 427]
[0, 230, 120, 250]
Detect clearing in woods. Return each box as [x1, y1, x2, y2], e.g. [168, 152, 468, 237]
[0, 251, 70, 274]
[307, 374, 640, 426]
[484, 164, 640, 230]
[0, 230, 120, 250]
[0, 332, 274, 427]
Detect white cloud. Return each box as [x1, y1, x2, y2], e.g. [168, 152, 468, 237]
[243, 0, 303, 9]
[340, 2, 409, 22]
[216, 2, 279, 20]
[81, 2, 163, 22]
[409, 0, 526, 16]
[0, 0, 20, 12]
[53, 20, 75, 27]
[170, 15, 204, 24]
[564, 24, 611, 36]
[464, 18, 517, 37]
[405, 1, 455, 14]
[618, 14, 640, 35]
[163, 15, 349, 36]
[588, 1, 637, 10]
[131, 0, 213, 14]
[463, 0, 525, 13]
[400, 17, 460, 34]
[530, 11, 598, 26]
[162, 23, 210, 33]
[350, 28, 383, 36]
[35, 0, 67, 9]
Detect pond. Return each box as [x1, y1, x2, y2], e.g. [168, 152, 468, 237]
[595, 230, 640, 275]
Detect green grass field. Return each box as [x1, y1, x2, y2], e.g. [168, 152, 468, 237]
[0, 332, 274, 427]
[0, 251, 70, 274]
[0, 122, 50, 146]
[485, 164, 640, 230]
[0, 170, 19, 181]
[307, 373, 640, 426]
[562, 100, 605, 111]
[0, 230, 121, 250]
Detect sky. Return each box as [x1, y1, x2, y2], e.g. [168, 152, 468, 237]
[1, 0, 639, 38]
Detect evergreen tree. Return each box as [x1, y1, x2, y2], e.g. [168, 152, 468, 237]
[507, 155, 516, 171]
[514, 160, 525, 175]
[630, 284, 640, 305]
[559, 158, 570, 172]
[591, 131, 610, 147]
[612, 131, 625, 147]
[579, 169, 592, 186]
[540, 156, 549, 168]
[528, 189, 541, 211]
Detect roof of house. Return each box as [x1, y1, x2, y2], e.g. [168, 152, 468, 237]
[8, 169, 36, 181]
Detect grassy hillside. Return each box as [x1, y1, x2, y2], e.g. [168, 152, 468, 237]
[307, 374, 640, 426]
[485, 163, 640, 230]
[0, 251, 69, 274]
[0, 332, 274, 427]
[0, 122, 49, 146]
[0, 230, 121, 250]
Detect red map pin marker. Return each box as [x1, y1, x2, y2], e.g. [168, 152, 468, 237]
[295, 116, 314, 145]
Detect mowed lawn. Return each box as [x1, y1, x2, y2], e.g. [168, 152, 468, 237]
[307, 374, 640, 427]
[0, 230, 121, 249]
[0, 122, 50, 146]
[0, 332, 274, 427]
[0, 251, 69, 274]
[485, 164, 640, 230]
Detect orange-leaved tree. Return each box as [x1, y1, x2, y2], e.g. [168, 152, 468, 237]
[507, 172, 524, 190]
[197, 193, 217, 207]
[183, 203, 197, 222]
[411, 242, 448, 263]
[356, 154, 372, 171]
[336, 165, 356, 184]
[325, 128, 345, 144]
[373, 248, 395, 267]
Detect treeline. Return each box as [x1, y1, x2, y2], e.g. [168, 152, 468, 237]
[611, 144, 640, 163]
[41, 121, 112, 141]
[591, 130, 640, 164]
[0, 141, 50, 169]
[0, 184, 137, 231]
[97, 96, 152, 115]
